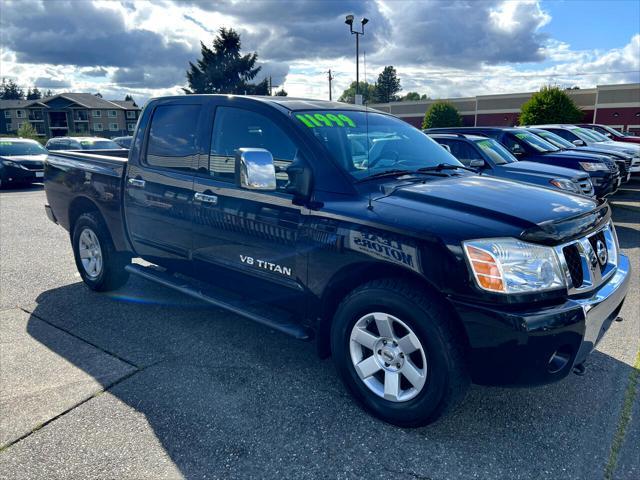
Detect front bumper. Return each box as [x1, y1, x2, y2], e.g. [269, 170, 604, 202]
[1, 164, 44, 184]
[452, 253, 630, 386]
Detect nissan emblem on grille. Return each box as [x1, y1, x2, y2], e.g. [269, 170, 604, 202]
[596, 240, 608, 266]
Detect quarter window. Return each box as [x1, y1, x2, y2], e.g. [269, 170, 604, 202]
[146, 104, 201, 171]
[209, 106, 297, 185]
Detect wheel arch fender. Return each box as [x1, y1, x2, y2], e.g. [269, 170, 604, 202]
[315, 261, 470, 359]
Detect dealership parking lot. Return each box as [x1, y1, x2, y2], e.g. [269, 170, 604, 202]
[0, 183, 638, 479]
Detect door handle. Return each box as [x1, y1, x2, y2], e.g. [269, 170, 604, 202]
[128, 178, 146, 188]
[194, 192, 218, 205]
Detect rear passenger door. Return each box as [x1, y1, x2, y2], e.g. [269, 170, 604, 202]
[191, 103, 307, 310]
[124, 101, 206, 272]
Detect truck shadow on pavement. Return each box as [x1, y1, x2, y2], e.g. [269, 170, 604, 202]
[22, 270, 638, 479]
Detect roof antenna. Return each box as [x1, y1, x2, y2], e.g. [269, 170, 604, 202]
[364, 49, 373, 211]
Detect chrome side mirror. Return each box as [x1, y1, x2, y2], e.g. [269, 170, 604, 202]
[572, 139, 585, 146]
[235, 148, 277, 191]
[469, 159, 485, 168]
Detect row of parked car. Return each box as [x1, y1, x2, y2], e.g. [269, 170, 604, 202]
[424, 124, 640, 198]
[0, 136, 133, 188]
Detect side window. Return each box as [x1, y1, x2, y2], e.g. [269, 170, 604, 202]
[550, 129, 573, 141]
[209, 106, 297, 187]
[501, 134, 525, 154]
[146, 104, 201, 171]
[446, 140, 481, 166]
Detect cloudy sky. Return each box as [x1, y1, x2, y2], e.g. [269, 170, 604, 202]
[1, 0, 639, 104]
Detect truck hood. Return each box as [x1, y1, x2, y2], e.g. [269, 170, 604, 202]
[545, 150, 613, 162]
[374, 175, 602, 243]
[598, 140, 640, 153]
[496, 160, 586, 180]
[1, 154, 47, 163]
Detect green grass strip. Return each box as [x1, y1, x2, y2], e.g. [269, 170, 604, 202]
[604, 348, 640, 480]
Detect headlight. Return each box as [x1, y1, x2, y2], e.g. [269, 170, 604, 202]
[1, 159, 19, 168]
[549, 178, 579, 192]
[579, 162, 608, 172]
[463, 238, 566, 294]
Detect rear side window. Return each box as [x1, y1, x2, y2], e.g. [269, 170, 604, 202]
[443, 140, 482, 166]
[146, 105, 201, 171]
[209, 106, 297, 184]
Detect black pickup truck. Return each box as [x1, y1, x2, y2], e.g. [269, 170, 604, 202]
[44, 96, 630, 427]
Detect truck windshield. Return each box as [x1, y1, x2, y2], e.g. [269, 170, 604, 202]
[0, 140, 48, 156]
[533, 130, 574, 149]
[296, 110, 462, 180]
[474, 138, 515, 164]
[513, 131, 559, 152]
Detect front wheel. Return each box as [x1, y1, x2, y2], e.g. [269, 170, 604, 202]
[331, 279, 469, 427]
[72, 212, 130, 291]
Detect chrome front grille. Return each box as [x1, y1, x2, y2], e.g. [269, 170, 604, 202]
[556, 223, 618, 294]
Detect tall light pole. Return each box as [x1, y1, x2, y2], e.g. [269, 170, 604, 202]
[345, 15, 368, 104]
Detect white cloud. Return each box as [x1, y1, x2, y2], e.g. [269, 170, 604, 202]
[0, 0, 637, 104]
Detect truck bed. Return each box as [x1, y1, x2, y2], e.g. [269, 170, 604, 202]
[44, 149, 130, 251]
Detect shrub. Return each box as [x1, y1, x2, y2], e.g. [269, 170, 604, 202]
[422, 102, 462, 129]
[519, 86, 584, 125]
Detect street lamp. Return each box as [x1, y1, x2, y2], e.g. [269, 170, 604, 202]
[345, 15, 368, 104]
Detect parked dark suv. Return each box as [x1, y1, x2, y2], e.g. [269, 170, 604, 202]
[426, 127, 620, 198]
[428, 133, 594, 196]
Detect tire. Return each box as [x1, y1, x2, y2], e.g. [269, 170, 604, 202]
[331, 278, 469, 427]
[72, 212, 130, 291]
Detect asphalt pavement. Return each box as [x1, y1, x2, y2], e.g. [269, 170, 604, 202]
[0, 181, 638, 480]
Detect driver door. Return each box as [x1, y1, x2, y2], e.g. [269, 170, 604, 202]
[191, 103, 308, 312]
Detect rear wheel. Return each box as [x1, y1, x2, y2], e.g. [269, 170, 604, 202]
[72, 212, 130, 291]
[331, 279, 469, 427]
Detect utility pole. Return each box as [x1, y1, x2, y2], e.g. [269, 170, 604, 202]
[268, 76, 272, 96]
[327, 69, 334, 101]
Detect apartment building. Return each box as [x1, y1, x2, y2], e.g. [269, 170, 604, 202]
[0, 92, 141, 138]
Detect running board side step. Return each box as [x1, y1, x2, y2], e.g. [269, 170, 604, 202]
[125, 264, 312, 341]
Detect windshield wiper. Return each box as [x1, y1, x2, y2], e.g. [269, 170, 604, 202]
[417, 163, 477, 173]
[355, 169, 416, 183]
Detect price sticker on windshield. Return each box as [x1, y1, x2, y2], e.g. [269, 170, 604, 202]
[296, 113, 356, 128]
[80, 141, 95, 146]
[0, 141, 13, 145]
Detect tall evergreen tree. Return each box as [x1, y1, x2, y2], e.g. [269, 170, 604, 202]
[44, 89, 54, 97]
[0, 78, 24, 100]
[124, 94, 138, 107]
[184, 28, 266, 95]
[375, 66, 401, 103]
[26, 87, 42, 100]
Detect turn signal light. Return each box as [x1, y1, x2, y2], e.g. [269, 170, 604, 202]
[465, 245, 505, 292]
